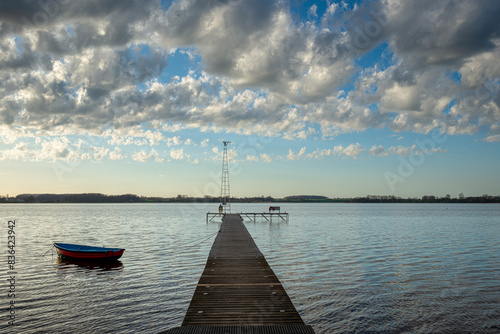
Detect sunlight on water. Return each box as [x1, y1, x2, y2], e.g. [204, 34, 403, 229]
[1, 203, 499, 333]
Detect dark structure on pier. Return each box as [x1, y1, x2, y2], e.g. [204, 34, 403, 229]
[207, 211, 289, 223]
[162, 214, 314, 333]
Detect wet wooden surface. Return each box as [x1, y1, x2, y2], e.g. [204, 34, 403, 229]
[181, 214, 308, 327]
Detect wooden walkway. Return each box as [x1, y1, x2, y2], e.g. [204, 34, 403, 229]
[162, 214, 314, 333]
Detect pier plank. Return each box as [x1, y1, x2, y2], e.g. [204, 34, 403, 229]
[178, 214, 312, 330]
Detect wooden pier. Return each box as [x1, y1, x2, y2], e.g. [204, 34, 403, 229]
[207, 212, 289, 223]
[239, 212, 289, 223]
[162, 214, 314, 333]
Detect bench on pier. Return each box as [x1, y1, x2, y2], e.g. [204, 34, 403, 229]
[268, 206, 280, 212]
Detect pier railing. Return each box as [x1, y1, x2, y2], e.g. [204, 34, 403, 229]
[206, 211, 289, 223]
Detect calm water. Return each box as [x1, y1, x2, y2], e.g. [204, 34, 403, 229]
[1, 203, 499, 333]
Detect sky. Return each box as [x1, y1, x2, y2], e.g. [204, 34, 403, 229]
[0, 0, 499, 199]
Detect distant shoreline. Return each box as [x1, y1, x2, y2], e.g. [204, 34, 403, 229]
[2, 193, 499, 204]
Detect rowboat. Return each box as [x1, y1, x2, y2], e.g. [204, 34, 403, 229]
[53, 243, 125, 262]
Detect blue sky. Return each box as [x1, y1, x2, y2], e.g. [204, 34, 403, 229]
[0, 0, 499, 198]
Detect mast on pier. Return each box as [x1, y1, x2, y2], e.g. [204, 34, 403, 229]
[206, 142, 289, 223]
[220, 141, 231, 213]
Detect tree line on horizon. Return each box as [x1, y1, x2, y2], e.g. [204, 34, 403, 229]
[1, 193, 499, 203]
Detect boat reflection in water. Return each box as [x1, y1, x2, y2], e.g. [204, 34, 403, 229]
[55, 257, 124, 271]
[54, 257, 124, 294]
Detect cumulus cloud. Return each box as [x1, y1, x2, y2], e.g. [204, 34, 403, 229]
[0, 0, 157, 45]
[303, 143, 364, 159]
[132, 148, 163, 162]
[109, 147, 123, 160]
[369, 144, 447, 156]
[170, 148, 184, 160]
[381, 0, 500, 67]
[0, 142, 33, 161]
[246, 154, 259, 162]
[245, 153, 272, 163]
[0, 0, 499, 148]
[0, 135, 115, 162]
[287, 147, 306, 160]
[104, 128, 170, 146]
[369, 145, 411, 157]
[260, 153, 272, 163]
[342, 143, 365, 158]
[484, 134, 500, 142]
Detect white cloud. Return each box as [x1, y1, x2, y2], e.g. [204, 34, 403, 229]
[0, 0, 498, 150]
[166, 136, 181, 146]
[132, 149, 163, 162]
[287, 147, 306, 160]
[342, 143, 364, 158]
[92, 146, 110, 161]
[306, 143, 365, 159]
[484, 134, 500, 142]
[0, 136, 82, 162]
[109, 147, 124, 160]
[103, 129, 187, 147]
[0, 142, 32, 161]
[369, 144, 447, 157]
[170, 148, 184, 160]
[308, 4, 318, 18]
[0, 126, 35, 144]
[260, 153, 272, 163]
[246, 154, 259, 162]
[369, 145, 411, 157]
[245, 153, 272, 163]
[39, 137, 77, 162]
[380, 84, 420, 111]
[201, 138, 210, 147]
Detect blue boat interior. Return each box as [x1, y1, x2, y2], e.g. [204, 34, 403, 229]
[54, 243, 124, 252]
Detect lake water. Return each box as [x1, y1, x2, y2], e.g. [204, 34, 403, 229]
[1, 203, 499, 333]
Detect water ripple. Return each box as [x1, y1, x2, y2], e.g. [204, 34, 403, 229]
[1, 203, 499, 333]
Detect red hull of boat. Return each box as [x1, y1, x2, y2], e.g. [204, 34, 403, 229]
[54, 244, 124, 262]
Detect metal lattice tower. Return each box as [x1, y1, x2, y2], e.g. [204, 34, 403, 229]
[220, 141, 231, 213]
